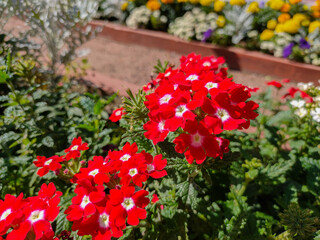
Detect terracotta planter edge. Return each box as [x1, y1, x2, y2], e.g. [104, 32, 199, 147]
[90, 20, 320, 83]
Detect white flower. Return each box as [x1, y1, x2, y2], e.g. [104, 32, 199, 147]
[295, 108, 308, 118]
[247, 30, 258, 38]
[297, 82, 313, 91]
[311, 108, 320, 122]
[290, 100, 305, 108]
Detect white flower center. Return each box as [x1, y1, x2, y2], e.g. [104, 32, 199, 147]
[191, 133, 203, 147]
[216, 109, 230, 122]
[203, 61, 211, 67]
[89, 169, 99, 176]
[122, 198, 135, 211]
[164, 71, 171, 77]
[147, 164, 155, 172]
[158, 121, 165, 132]
[159, 94, 172, 105]
[128, 168, 138, 177]
[44, 159, 52, 166]
[115, 110, 122, 116]
[80, 195, 91, 209]
[186, 74, 198, 82]
[205, 82, 218, 90]
[175, 105, 188, 117]
[0, 209, 12, 221]
[71, 145, 79, 151]
[28, 210, 45, 224]
[99, 213, 109, 229]
[120, 154, 131, 162]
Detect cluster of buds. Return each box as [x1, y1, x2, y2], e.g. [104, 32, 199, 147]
[32, 138, 167, 239]
[142, 53, 259, 164]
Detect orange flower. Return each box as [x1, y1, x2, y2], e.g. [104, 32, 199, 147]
[280, 3, 290, 12]
[161, 0, 174, 3]
[146, 0, 161, 10]
[278, 13, 291, 23]
[289, 0, 301, 4]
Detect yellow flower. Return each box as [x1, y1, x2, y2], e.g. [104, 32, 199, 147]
[161, 0, 174, 3]
[230, 0, 246, 6]
[301, 20, 310, 27]
[289, 0, 301, 4]
[267, 19, 277, 30]
[275, 23, 284, 32]
[248, 2, 260, 13]
[216, 15, 226, 27]
[189, 0, 200, 4]
[200, 0, 213, 6]
[292, 13, 308, 25]
[146, 0, 161, 11]
[268, 0, 285, 10]
[121, 2, 129, 11]
[280, 3, 290, 12]
[309, 21, 320, 33]
[260, 29, 274, 40]
[283, 19, 300, 33]
[278, 13, 291, 23]
[214, 0, 226, 12]
[177, 0, 188, 2]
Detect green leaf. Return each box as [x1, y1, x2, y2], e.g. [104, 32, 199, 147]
[93, 99, 102, 115]
[176, 180, 199, 209]
[0, 70, 9, 83]
[41, 136, 54, 147]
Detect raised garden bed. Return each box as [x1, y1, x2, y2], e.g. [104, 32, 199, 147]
[90, 20, 320, 83]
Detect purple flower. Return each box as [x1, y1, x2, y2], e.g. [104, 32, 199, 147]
[202, 29, 213, 42]
[299, 38, 311, 49]
[283, 43, 294, 58]
[259, 1, 265, 8]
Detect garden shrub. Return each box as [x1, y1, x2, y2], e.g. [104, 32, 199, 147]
[1, 53, 320, 240]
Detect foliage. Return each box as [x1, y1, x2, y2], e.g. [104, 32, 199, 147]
[0, 53, 119, 199]
[4, 0, 100, 76]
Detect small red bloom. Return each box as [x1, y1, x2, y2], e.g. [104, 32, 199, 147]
[151, 194, 159, 204]
[65, 179, 105, 222]
[118, 156, 148, 187]
[266, 81, 283, 89]
[73, 156, 110, 185]
[143, 153, 167, 179]
[109, 187, 149, 227]
[0, 193, 25, 235]
[110, 108, 126, 122]
[108, 142, 139, 173]
[64, 137, 89, 160]
[33, 155, 64, 177]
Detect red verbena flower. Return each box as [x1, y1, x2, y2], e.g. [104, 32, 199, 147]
[266, 80, 283, 89]
[65, 137, 89, 160]
[109, 186, 149, 227]
[110, 108, 126, 122]
[33, 155, 64, 177]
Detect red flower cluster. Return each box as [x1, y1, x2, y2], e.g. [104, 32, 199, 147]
[64, 142, 167, 239]
[144, 53, 259, 164]
[33, 137, 88, 177]
[0, 183, 61, 240]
